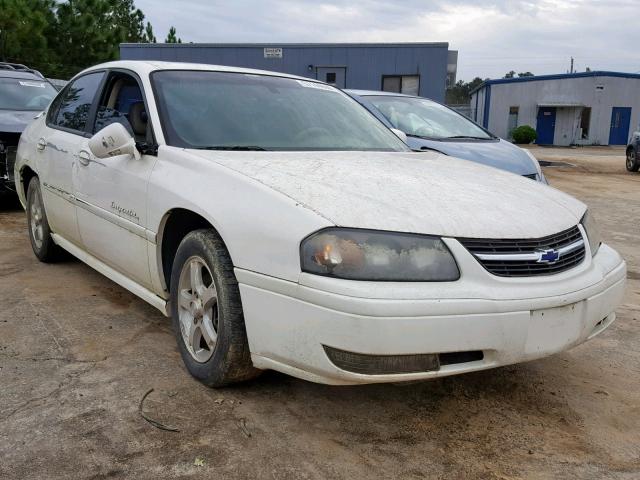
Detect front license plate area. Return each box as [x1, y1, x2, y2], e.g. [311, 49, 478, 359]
[525, 301, 585, 355]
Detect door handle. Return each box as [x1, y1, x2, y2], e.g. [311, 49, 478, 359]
[36, 138, 46, 152]
[78, 150, 91, 166]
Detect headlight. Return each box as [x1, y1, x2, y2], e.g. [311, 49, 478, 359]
[300, 228, 460, 281]
[581, 210, 601, 256]
[523, 149, 548, 184]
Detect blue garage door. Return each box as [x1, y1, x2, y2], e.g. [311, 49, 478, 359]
[609, 107, 632, 145]
[536, 107, 556, 145]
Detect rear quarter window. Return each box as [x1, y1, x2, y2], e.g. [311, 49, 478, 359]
[51, 72, 104, 133]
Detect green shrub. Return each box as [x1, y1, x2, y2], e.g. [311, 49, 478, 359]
[511, 125, 537, 144]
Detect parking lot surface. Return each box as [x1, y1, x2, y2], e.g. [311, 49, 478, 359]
[1, 146, 639, 479]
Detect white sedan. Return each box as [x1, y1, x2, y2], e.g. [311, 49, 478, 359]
[15, 61, 626, 386]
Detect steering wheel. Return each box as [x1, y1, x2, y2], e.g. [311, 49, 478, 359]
[293, 126, 333, 144]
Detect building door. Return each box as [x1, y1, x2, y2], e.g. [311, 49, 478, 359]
[536, 107, 556, 145]
[316, 67, 346, 88]
[608, 107, 632, 145]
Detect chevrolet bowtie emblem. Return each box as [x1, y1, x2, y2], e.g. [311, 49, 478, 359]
[537, 248, 560, 264]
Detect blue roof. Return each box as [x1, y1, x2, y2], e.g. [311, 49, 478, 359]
[470, 71, 640, 95]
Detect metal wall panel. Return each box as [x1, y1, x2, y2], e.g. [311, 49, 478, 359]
[120, 43, 450, 102]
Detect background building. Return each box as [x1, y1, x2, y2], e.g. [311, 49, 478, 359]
[470, 72, 640, 146]
[120, 42, 456, 102]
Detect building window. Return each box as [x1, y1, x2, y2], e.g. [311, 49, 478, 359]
[508, 106, 519, 136]
[580, 107, 591, 139]
[382, 75, 420, 96]
[325, 72, 336, 85]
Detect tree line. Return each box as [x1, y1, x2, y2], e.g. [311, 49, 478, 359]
[0, 0, 181, 79]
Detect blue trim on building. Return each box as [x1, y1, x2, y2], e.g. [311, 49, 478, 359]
[469, 70, 640, 96]
[482, 84, 491, 129]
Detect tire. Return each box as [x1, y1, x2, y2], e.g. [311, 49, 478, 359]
[626, 147, 639, 172]
[170, 229, 260, 387]
[26, 176, 62, 262]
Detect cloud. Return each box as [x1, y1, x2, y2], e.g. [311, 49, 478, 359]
[134, 0, 640, 80]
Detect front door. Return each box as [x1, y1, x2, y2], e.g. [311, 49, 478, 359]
[536, 107, 556, 145]
[609, 107, 632, 145]
[74, 71, 157, 289]
[316, 67, 346, 88]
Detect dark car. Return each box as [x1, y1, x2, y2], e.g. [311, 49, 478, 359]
[626, 130, 640, 172]
[1, 63, 57, 195]
[346, 89, 546, 182]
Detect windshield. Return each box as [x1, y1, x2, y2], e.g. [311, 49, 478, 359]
[366, 95, 493, 141]
[152, 71, 407, 151]
[0, 78, 57, 111]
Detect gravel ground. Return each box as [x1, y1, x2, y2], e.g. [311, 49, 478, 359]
[0, 146, 638, 479]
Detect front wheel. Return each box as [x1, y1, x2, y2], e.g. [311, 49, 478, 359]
[170, 229, 260, 387]
[627, 148, 639, 172]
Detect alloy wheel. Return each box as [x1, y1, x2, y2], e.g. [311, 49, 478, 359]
[30, 190, 44, 251]
[177, 256, 219, 363]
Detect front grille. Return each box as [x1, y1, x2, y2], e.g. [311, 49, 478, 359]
[1, 132, 20, 185]
[459, 225, 586, 277]
[1, 146, 17, 182]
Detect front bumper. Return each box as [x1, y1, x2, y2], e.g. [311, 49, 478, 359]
[237, 243, 626, 385]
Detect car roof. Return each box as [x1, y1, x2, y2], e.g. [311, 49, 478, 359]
[80, 60, 325, 84]
[0, 69, 45, 80]
[345, 89, 422, 99]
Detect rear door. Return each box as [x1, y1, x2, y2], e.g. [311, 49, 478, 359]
[38, 71, 105, 247]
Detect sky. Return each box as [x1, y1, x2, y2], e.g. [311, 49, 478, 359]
[134, 0, 640, 82]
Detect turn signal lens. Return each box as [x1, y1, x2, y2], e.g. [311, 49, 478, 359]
[581, 210, 601, 256]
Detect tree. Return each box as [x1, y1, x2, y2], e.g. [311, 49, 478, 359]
[52, 0, 150, 78]
[504, 70, 534, 79]
[445, 77, 486, 105]
[0, 0, 56, 71]
[165, 26, 181, 44]
[142, 21, 156, 43]
[1, 0, 158, 79]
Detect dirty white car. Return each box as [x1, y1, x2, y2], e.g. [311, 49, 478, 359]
[15, 61, 626, 386]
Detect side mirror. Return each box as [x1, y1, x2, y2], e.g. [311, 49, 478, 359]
[88, 123, 140, 160]
[391, 128, 408, 143]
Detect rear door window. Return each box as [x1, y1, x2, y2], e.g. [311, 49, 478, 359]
[53, 72, 104, 133]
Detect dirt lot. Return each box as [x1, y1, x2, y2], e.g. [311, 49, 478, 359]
[1, 146, 639, 480]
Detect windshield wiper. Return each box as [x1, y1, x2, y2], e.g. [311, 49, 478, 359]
[193, 145, 268, 151]
[445, 135, 493, 140]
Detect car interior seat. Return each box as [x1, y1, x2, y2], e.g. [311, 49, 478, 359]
[128, 101, 148, 141]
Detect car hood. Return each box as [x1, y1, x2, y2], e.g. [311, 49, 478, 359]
[0, 110, 40, 133]
[188, 150, 585, 239]
[406, 137, 538, 176]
